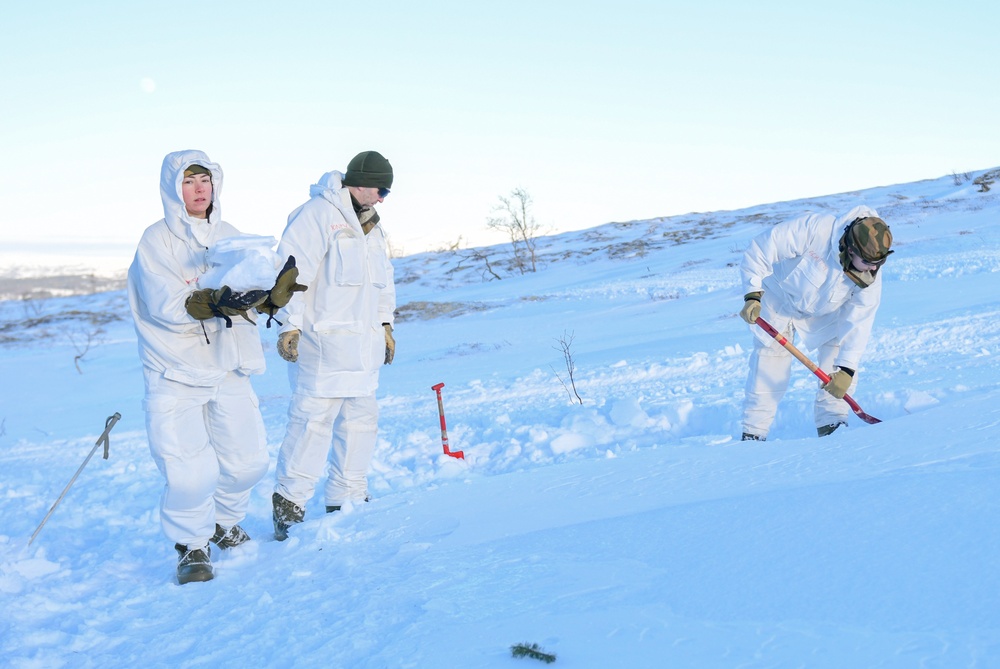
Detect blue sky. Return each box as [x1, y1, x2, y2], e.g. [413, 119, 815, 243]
[2, 1, 998, 255]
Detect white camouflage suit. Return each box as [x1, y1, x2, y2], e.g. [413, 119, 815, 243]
[740, 205, 883, 438]
[127, 150, 269, 548]
[273, 171, 395, 508]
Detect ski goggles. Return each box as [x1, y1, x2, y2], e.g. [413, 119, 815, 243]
[848, 248, 886, 270]
[847, 242, 889, 269]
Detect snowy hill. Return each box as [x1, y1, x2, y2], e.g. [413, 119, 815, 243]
[2, 168, 1000, 667]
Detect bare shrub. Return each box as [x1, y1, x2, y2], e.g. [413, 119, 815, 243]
[487, 188, 541, 274]
[456, 248, 503, 282]
[68, 325, 105, 374]
[551, 330, 583, 405]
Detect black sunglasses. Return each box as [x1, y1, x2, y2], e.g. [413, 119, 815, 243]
[377, 188, 390, 198]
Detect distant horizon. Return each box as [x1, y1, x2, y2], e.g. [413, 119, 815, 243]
[0, 164, 992, 277]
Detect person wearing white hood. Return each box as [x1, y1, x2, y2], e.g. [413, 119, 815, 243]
[269, 150, 396, 541]
[128, 150, 273, 584]
[738, 205, 894, 441]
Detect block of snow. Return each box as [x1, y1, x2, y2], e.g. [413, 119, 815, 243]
[200, 234, 281, 292]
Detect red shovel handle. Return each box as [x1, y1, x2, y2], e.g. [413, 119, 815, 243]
[754, 317, 881, 425]
[431, 383, 465, 459]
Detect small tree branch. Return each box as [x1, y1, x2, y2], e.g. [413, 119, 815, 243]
[553, 331, 583, 404]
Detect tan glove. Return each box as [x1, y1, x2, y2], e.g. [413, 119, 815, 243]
[740, 292, 762, 324]
[383, 323, 395, 365]
[822, 368, 854, 399]
[277, 330, 300, 363]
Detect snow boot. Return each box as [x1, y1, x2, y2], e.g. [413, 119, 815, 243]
[211, 523, 251, 549]
[175, 544, 213, 585]
[273, 492, 304, 541]
[741, 432, 766, 441]
[817, 421, 847, 437]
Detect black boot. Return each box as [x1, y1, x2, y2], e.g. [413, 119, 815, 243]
[175, 544, 213, 585]
[741, 432, 766, 441]
[211, 523, 251, 549]
[817, 421, 847, 437]
[273, 492, 305, 541]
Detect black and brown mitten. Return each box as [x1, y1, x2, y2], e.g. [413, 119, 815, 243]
[257, 256, 308, 327]
[186, 286, 270, 328]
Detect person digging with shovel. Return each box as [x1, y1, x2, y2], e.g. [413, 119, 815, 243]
[737, 206, 893, 441]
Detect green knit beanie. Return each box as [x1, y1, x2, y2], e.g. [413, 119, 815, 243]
[343, 151, 393, 189]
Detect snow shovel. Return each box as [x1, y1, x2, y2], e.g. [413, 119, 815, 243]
[431, 383, 464, 459]
[754, 317, 881, 425]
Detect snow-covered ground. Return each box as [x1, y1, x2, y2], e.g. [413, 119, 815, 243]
[1, 169, 999, 667]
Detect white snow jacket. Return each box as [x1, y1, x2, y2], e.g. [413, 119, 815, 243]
[276, 171, 396, 398]
[128, 150, 265, 387]
[740, 204, 883, 371]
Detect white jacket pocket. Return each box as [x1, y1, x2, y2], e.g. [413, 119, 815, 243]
[334, 236, 364, 286]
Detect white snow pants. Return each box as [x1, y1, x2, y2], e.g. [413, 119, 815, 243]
[274, 393, 379, 508]
[143, 369, 269, 547]
[742, 321, 857, 438]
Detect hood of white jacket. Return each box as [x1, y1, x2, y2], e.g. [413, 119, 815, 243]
[309, 170, 363, 229]
[159, 149, 224, 249]
[310, 170, 346, 204]
[830, 204, 879, 248]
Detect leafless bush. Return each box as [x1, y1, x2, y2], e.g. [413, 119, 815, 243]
[487, 187, 541, 274]
[21, 294, 44, 320]
[68, 325, 105, 374]
[551, 330, 583, 405]
[952, 171, 972, 186]
[441, 236, 464, 252]
[456, 248, 503, 281]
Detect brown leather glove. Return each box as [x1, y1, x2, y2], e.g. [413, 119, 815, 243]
[822, 368, 854, 399]
[740, 292, 762, 324]
[277, 330, 300, 362]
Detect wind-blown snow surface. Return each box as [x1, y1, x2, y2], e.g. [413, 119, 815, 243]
[2, 170, 1000, 667]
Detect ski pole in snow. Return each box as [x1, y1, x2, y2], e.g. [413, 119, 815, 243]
[29, 412, 122, 546]
[431, 383, 464, 459]
[755, 318, 881, 425]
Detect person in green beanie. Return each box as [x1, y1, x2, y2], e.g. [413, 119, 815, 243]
[268, 150, 397, 540]
[738, 206, 893, 441]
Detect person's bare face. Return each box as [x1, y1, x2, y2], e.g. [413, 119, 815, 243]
[182, 173, 213, 218]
